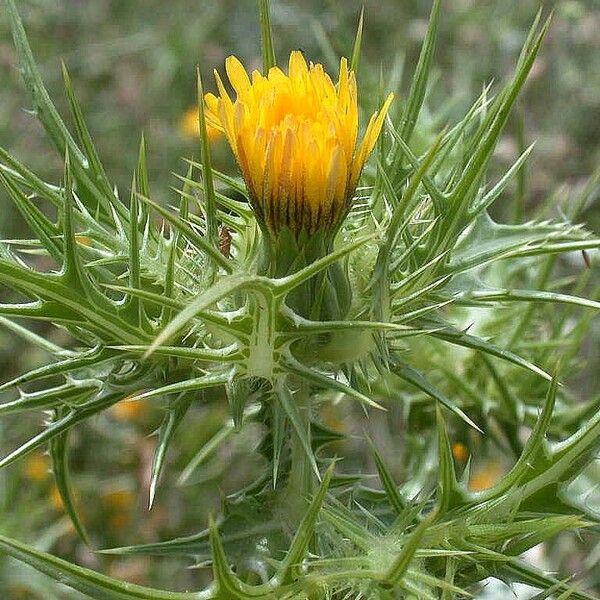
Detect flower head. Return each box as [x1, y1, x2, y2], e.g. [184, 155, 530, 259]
[205, 51, 393, 235]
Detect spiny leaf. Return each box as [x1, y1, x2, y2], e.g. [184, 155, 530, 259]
[398, 0, 441, 148]
[209, 517, 278, 599]
[283, 354, 383, 411]
[464, 288, 600, 311]
[105, 284, 244, 337]
[436, 405, 460, 512]
[439, 15, 551, 251]
[5, 0, 127, 223]
[374, 132, 444, 311]
[257, 0, 276, 72]
[178, 404, 262, 485]
[381, 511, 437, 588]
[421, 319, 552, 381]
[196, 68, 218, 254]
[366, 436, 405, 514]
[276, 233, 376, 295]
[49, 423, 92, 546]
[136, 193, 232, 274]
[350, 7, 364, 74]
[0, 345, 113, 392]
[0, 315, 71, 359]
[476, 375, 554, 500]
[277, 463, 334, 584]
[0, 533, 207, 600]
[0, 169, 62, 261]
[391, 362, 483, 432]
[0, 393, 123, 469]
[502, 557, 595, 600]
[113, 344, 241, 363]
[0, 380, 99, 416]
[469, 142, 535, 217]
[0, 259, 145, 344]
[149, 393, 193, 508]
[133, 372, 231, 401]
[144, 274, 260, 357]
[61, 62, 114, 201]
[275, 381, 319, 478]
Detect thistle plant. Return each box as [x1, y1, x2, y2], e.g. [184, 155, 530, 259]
[1, 0, 600, 598]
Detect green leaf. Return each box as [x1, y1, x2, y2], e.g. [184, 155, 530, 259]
[257, 0, 276, 72]
[275, 381, 319, 478]
[469, 143, 535, 217]
[276, 233, 376, 295]
[209, 517, 278, 599]
[0, 315, 71, 359]
[421, 318, 552, 381]
[0, 533, 209, 600]
[0, 169, 62, 261]
[134, 372, 231, 401]
[196, 68, 219, 254]
[49, 422, 92, 546]
[502, 557, 596, 600]
[350, 7, 364, 74]
[61, 62, 114, 202]
[149, 393, 194, 508]
[0, 393, 123, 469]
[177, 403, 262, 486]
[381, 511, 437, 588]
[366, 436, 405, 514]
[448, 213, 592, 273]
[398, 0, 440, 147]
[282, 353, 383, 411]
[436, 405, 460, 512]
[464, 288, 600, 311]
[136, 193, 232, 274]
[0, 345, 113, 392]
[433, 14, 550, 260]
[5, 0, 127, 223]
[0, 380, 99, 416]
[391, 362, 482, 433]
[277, 463, 334, 584]
[145, 274, 260, 357]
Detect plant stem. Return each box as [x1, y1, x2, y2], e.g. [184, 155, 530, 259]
[286, 379, 314, 525]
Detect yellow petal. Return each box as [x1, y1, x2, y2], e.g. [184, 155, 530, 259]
[225, 56, 251, 95]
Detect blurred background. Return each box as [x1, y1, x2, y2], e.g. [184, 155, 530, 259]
[0, 0, 599, 597]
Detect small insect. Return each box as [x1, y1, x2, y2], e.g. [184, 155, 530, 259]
[219, 224, 232, 258]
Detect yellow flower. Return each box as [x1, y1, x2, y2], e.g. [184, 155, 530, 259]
[468, 460, 505, 492]
[179, 106, 223, 142]
[102, 488, 135, 511]
[205, 51, 393, 235]
[451, 442, 469, 464]
[50, 484, 64, 511]
[110, 395, 147, 422]
[24, 451, 49, 482]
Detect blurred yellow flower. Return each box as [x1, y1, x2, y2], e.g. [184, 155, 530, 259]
[111, 396, 147, 422]
[179, 106, 223, 142]
[50, 484, 64, 511]
[468, 460, 505, 492]
[205, 51, 393, 235]
[75, 234, 93, 247]
[451, 442, 469, 464]
[24, 452, 49, 482]
[102, 488, 135, 511]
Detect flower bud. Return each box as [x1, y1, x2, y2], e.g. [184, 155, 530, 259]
[205, 51, 392, 237]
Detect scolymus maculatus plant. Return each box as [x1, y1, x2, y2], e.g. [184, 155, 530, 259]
[0, 0, 600, 597]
